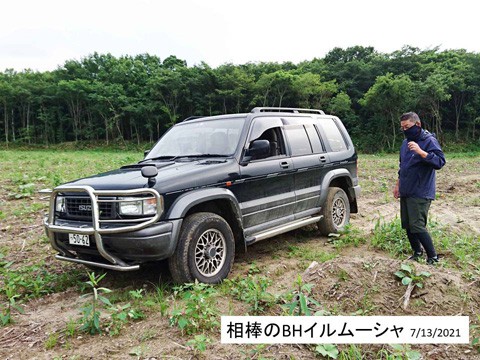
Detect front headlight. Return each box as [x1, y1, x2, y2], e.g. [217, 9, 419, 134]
[118, 197, 158, 216]
[55, 195, 66, 212]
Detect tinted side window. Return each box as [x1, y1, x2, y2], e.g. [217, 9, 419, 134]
[304, 124, 324, 153]
[285, 125, 312, 156]
[319, 118, 347, 152]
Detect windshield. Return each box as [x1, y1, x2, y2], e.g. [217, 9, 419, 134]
[145, 117, 245, 160]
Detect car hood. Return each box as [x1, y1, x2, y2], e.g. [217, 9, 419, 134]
[62, 158, 240, 193]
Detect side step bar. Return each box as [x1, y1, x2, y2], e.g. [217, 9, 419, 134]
[246, 215, 322, 245]
[56, 255, 140, 272]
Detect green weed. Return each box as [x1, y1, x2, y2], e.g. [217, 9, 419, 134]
[338, 345, 364, 359]
[79, 272, 112, 335]
[394, 264, 431, 289]
[128, 344, 149, 358]
[108, 302, 145, 336]
[224, 274, 277, 314]
[241, 344, 270, 360]
[472, 314, 480, 352]
[65, 317, 77, 338]
[333, 225, 366, 249]
[352, 288, 377, 315]
[1, 282, 23, 326]
[44, 332, 59, 350]
[150, 283, 171, 316]
[282, 275, 321, 316]
[0, 261, 82, 325]
[377, 344, 421, 360]
[186, 334, 212, 355]
[371, 217, 410, 257]
[315, 344, 339, 359]
[170, 281, 219, 335]
[138, 329, 157, 342]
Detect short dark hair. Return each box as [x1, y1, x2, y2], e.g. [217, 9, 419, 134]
[400, 112, 420, 123]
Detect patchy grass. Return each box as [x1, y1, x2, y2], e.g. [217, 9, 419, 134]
[0, 150, 479, 359]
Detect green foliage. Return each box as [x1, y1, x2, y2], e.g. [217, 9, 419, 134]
[333, 224, 366, 249]
[437, 231, 480, 269]
[338, 345, 364, 360]
[0, 260, 83, 325]
[128, 344, 149, 357]
[79, 272, 112, 335]
[44, 332, 59, 350]
[170, 281, 219, 335]
[378, 344, 421, 360]
[394, 264, 431, 289]
[150, 283, 171, 317]
[223, 274, 277, 314]
[0, 283, 23, 326]
[1, 47, 480, 152]
[8, 182, 36, 199]
[65, 317, 77, 338]
[315, 344, 339, 359]
[108, 302, 145, 336]
[282, 275, 321, 316]
[241, 344, 270, 360]
[186, 334, 212, 355]
[371, 217, 410, 256]
[471, 314, 480, 352]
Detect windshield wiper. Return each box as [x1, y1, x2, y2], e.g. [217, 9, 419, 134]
[177, 154, 229, 159]
[138, 155, 178, 163]
[139, 154, 229, 164]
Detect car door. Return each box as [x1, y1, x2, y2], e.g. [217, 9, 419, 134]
[283, 119, 331, 218]
[236, 117, 295, 235]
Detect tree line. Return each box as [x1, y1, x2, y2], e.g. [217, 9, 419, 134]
[1, 46, 479, 152]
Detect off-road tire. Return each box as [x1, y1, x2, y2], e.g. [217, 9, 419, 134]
[168, 212, 235, 284]
[318, 187, 350, 235]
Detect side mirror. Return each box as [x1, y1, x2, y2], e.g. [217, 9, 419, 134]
[243, 140, 270, 162]
[141, 166, 158, 187]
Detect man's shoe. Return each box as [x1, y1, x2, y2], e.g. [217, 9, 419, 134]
[427, 256, 439, 265]
[408, 252, 423, 261]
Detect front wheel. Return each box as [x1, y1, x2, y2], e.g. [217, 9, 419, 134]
[318, 187, 350, 235]
[168, 212, 235, 284]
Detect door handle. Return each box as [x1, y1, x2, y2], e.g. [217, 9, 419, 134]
[280, 161, 290, 169]
[319, 156, 327, 163]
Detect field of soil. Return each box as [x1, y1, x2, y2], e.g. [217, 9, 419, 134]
[0, 150, 479, 359]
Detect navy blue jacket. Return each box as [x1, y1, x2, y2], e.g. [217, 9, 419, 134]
[398, 130, 446, 200]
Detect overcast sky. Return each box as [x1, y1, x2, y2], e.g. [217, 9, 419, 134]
[1, 0, 478, 71]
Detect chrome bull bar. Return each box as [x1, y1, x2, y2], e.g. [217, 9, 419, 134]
[43, 185, 163, 270]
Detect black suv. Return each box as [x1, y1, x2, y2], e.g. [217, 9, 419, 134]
[43, 107, 360, 283]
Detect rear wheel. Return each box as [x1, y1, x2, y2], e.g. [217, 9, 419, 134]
[168, 212, 235, 284]
[318, 187, 350, 235]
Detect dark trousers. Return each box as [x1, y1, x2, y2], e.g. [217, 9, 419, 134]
[400, 197, 437, 258]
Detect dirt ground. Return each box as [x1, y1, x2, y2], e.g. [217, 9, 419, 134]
[0, 153, 479, 359]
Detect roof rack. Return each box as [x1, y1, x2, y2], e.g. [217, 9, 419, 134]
[250, 107, 325, 115]
[182, 116, 205, 122]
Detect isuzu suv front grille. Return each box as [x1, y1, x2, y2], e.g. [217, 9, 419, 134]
[63, 196, 115, 220]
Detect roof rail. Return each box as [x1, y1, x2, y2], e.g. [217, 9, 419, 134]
[250, 107, 325, 115]
[182, 116, 205, 122]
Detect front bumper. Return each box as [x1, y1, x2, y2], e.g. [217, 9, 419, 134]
[43, 185, 180, 271]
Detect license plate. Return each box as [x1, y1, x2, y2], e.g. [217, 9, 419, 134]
[68, 233, 90, 247]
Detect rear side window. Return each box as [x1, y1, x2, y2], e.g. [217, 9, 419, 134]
[304, 124, 324, 153]
[319, 118, 347, 152]
[284, 125, 312, 156]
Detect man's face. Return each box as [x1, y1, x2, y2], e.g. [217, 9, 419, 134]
[400, 120, 417, 131]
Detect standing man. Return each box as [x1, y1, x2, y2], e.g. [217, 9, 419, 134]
[393, 112, 446, 264]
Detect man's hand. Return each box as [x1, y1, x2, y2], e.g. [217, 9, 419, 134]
[408, 141, 428, 158]
[393, 180, 400, 199]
